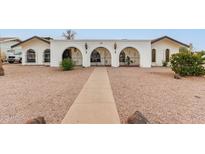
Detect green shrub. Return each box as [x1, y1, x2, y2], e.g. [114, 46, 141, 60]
[162, 61, 168, 67]
[197, 50, 205, 57]
[60, 58, 75, 71]
[179, 47, 190, 53]
[170, 52, 205, 76]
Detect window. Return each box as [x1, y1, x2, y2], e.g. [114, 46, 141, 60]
[27, 49, 36, 63]
[152, 49, 156, 62]
[119, 51, 126, 62]
[165, 49, 170, 62]
[44, 49, 50, 62]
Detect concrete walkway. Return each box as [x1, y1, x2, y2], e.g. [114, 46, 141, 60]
[62, 67, 120, 124]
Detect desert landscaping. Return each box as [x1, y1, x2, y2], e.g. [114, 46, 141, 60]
[1, 64, 205, 124]
[108, 67, 205, 124]
[0, 64, 93, 123]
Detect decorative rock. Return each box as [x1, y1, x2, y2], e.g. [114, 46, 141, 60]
[195, 95, 201, 99]
[127, 111, 150, 124]
[26, 116, 46, 124]
[174, 73, 181, 79]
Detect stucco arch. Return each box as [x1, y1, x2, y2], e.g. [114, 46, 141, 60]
[89, 47, 112, 66]
[61, 46, 85, 66]
[61, 46, 84, 57]
[88, 46, 113, 59]
[117, 46, 141, 67]
[88, 46, 114, 66]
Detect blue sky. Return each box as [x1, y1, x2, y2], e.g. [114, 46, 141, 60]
[0, 29, 204, 50]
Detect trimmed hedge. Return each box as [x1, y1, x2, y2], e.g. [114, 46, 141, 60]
[60, 58, 75, 71]
[170, 52, 205, 76]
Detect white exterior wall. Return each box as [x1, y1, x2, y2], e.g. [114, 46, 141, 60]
[151, 38, 185, 66]
[50, 40, 152, 68]
[20, 38, 50, 65]
[19, 37, 188, 68]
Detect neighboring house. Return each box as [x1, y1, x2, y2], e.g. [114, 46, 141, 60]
[11, 35, 189, 68]
[0, 37, 22, 60]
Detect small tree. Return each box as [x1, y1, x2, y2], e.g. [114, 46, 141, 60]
[125, 56, 133, 66]
[62, 30, 76, 40]
[60, 58, 75, 71]
[170, 52, 205, 76]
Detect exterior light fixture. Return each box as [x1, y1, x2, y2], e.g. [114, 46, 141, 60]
[85, 42, 88, 54]
[114, 42, 117, 50]
[85, 43, 88, 50]
[114, 42, 117, 53]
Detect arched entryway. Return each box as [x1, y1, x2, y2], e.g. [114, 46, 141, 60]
[62, 47, 82, 66]
[27, 49, 36, 63]
[90, 47, 111, 66]
[119, 47, 140, 66]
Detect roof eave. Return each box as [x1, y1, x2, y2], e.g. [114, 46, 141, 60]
[11, 36, 50, 48]
[151, 36, 190, 48]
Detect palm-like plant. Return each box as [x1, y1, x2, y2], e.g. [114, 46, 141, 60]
[62, 30, 76, 40]
[125, 56, 133, 66]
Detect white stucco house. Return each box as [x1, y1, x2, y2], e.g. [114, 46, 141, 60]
[0, 37, 22, 60]
[11, 35, 190, 68]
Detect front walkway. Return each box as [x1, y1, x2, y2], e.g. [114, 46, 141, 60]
[61, 67, 120, 124]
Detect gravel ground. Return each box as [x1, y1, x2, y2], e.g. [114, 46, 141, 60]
[0, 64, 93, 124]
[108, 67, 205, 124]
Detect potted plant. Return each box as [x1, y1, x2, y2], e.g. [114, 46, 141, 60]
[125, 56, 133, 66]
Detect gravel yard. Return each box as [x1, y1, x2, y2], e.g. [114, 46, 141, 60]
[1, 65, 205, 124]
[0, 64, 93, 124]
[108, 67, 205, 124]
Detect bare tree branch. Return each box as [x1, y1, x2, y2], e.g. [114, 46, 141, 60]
[62, 30, 76, 40]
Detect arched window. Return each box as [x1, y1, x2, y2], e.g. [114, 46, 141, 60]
[91, 50, 101, 62]
[152, 49, 156, 62]
[44, 49, 50, 62]
[119, 51, 126, 62]
[165, 49, 170, 62]
[27, 49, 36, 63]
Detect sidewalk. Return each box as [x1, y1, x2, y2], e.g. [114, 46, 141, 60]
[61, 67, 120, 124]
